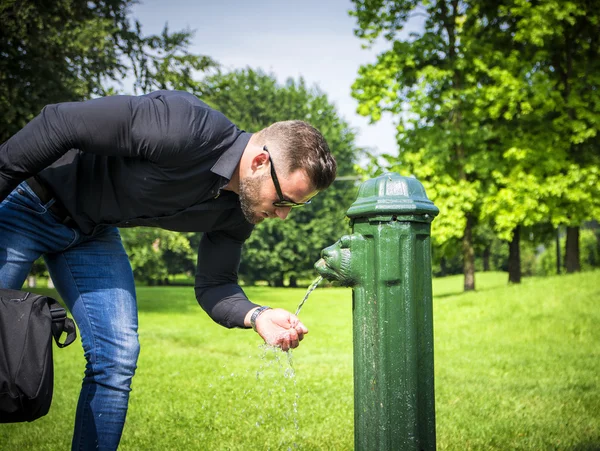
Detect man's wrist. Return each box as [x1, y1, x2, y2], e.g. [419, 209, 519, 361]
[250, 306, 271, 331]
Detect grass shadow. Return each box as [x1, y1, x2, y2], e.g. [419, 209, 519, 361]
[22, 286, 200, 314]
[433, 284, 508, 299]
[572, 443, 600, 451]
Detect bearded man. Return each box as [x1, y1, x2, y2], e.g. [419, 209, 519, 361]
[0, 90, 337, 450]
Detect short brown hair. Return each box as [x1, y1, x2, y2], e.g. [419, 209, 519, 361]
[257, 120, 337, 191]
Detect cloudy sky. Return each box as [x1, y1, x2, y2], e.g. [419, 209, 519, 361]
[131, 0, 418, 156]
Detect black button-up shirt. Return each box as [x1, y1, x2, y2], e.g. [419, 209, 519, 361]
[0, 90, 258, 328]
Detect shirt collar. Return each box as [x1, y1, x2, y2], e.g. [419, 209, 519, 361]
[211, 131, 252, 181]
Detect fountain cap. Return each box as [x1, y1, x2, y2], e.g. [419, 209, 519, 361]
[346, 172, 439, 219]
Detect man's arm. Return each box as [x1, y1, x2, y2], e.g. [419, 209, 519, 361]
[194, 230, 259, 328]
[195, 231, 308, 351]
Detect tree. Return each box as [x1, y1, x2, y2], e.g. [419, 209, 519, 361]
[472, 0, 600, 277]
[0, 0, 216, 142]
[350, 0, 600, 289]
[351, 0, 490, 291]
[522, 0, 600, 273]
[119, 229, 194, 285]
[199, 68, 361, 286]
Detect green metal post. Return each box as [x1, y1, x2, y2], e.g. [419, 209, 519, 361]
[315, 172, 439, 451]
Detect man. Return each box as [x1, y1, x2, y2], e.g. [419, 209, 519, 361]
[0, 90, 337, 449]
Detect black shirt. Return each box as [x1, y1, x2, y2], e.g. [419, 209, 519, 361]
[0, 90, 258, 328]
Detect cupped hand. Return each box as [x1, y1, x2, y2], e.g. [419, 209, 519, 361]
[254, 308, 308, 352]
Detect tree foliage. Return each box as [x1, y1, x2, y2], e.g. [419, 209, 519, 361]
[471, 0, 600, 241]
[350, 0, 600, 289]
[351, 0, 487, 290]
[120, 229, 195, 285]
[0, 0, 216, 142]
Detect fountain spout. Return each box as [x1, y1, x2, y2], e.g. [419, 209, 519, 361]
[314, 234, 366, 287]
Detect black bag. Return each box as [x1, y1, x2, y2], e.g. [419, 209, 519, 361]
[0, 288, 76, 423]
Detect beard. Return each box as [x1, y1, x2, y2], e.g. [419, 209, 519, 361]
[239, 172, 267, 224]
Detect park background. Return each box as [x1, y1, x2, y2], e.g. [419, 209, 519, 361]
[1, 0, 599, 449]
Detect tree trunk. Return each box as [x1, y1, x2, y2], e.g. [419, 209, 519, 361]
[508, 226, 521, 284]
[273, 275, 285, 287]
[463, 214, 476, 291]
[596, 226, 600, 263]
[565, 226, 580, 273]
[440, 257, 447, 277]
[482, 245, 491, 272]
[556, 226, 562, 275]
[288, 275, 298, 288]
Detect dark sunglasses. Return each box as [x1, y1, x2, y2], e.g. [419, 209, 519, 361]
[263, 145, 312, 208]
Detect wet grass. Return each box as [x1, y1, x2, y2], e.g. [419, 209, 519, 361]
[1, 270, 599, 450]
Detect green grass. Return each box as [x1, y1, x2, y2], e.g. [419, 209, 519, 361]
[1, 271, 599, 450]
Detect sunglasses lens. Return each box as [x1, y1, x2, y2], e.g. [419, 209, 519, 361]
[274, 201, 296, 208]
[273, 200, 311, 208]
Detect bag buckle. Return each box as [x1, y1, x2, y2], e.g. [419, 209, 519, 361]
[50, 307, 67, 322]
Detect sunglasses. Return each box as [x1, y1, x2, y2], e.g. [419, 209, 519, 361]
[263, 145, 312, 208]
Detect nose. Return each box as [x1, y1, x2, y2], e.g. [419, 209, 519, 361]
[274, 207, 292, 220]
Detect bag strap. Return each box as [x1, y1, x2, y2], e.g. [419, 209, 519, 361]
[48, 297, 77, 348]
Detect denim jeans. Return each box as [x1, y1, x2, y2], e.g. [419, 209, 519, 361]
[0, 181, 140, 450]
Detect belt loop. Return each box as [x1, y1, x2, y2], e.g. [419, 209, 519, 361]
[25, 176, 77, 228]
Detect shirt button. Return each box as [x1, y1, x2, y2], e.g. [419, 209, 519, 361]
[17, 188, 24, 195]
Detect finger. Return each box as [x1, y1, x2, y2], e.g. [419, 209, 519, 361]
[294, 321, 308, 335]
[288, 327, 298, 341]
[289, 335, 300, 349]
[295, 328, 307, 339]
[280, 328, 299, 350]
[288, 328, 300, 347]
[275, 331, 290, 352]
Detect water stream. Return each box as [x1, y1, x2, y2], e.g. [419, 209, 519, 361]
[236, 275, 323, 448]
[294, 276, 323, 316]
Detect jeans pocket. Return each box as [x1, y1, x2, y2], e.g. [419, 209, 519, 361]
[4, 184, 47, 215]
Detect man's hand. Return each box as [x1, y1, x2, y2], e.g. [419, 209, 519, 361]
[247, 307, 308, 352]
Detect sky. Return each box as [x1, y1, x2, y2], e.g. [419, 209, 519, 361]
[130, 0, 408, 156]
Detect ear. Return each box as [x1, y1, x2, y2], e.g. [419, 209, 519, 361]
[250, 149, 269, 172]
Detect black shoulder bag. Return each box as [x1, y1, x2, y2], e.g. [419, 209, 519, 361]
[0, 288, 76, 423]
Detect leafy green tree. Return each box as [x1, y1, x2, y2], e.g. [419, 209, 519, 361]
[0, 0, 216, 142]
[199, 68, 361, 286]
[350, 0, 600, 289]
[351, 0, 492, 291]
[119, 229, 194, 285]
[473, 0, 600, 276]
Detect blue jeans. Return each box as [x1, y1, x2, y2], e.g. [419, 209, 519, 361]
[0, 182, 140, 450]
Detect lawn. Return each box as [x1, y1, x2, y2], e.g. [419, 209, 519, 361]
[1, 270, 599, 450]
